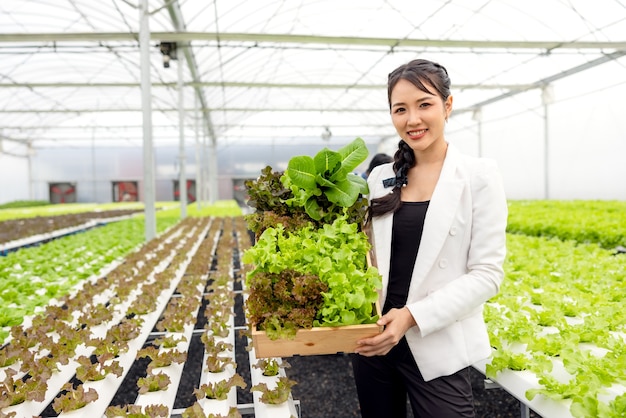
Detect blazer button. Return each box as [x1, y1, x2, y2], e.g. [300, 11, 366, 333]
[449, 226, 458, 236]
[439, 259, 448, 268]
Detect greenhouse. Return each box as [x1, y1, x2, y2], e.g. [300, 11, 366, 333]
[1, 1, 625, 417]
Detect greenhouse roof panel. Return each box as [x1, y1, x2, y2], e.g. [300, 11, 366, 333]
[1, 0, 625, 148]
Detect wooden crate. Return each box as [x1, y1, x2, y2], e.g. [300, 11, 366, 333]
[251, 302, 383, 358]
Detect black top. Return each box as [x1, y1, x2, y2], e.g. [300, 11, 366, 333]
[383, 201, 429, 314]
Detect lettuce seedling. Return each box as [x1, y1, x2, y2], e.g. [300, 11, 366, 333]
[105, 403, 169, 417]
[193, 374, 246, 400]
[137, 346, 187, 372]
[201, 333, 233, 356]
[253, 358, 290, 377]
[52, 382, 99, 413]
[205, 355, 236, 373]
[137, 372, 171, 394]
[182, 403, 241, 418]
[75, 353, 123, 382]
[0, 368, 47, 408]
[251, 376, 297, 405]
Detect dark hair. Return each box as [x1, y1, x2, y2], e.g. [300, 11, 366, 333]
[368, 59, 451, 220]
[366, 153, 393, 175]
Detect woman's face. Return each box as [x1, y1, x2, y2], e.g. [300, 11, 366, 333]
[389, 78, 452, 154]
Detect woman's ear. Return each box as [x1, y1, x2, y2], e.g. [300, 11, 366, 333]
[445, 95, 453, 120]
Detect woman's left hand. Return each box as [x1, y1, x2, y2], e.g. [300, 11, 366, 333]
[354, 307, 417, 356]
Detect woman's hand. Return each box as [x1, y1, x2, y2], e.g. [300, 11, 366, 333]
[354, 307, 417, 356]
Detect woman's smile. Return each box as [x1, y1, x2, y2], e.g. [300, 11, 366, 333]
[407, 129, 428, 140]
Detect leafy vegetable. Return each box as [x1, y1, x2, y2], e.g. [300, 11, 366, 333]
[485, 232, 626, 417]
[182, 403, 241, 418]
[137, 372, 172, 394]
[506, 200, 626, 249]
[281, 137, 369, 222]
[251, 376, 297, 405]
[193, 374, 246, 400]
[243, 215, 381, 339]
[137, 346, 187, 372]
[244, 137, 370, 238]
[205, 355, 236, 374]
[0, 368, 47, 408]
[105, 404, 170, 418]
[253, 358, 290, 377]
[51, 382, 99, 413]
[75, 353, 123, 382]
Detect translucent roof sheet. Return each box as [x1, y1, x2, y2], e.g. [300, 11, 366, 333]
[1, 0, 626, 149]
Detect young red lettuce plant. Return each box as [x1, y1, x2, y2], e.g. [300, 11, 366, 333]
[51, 382, 99, 413]
[253, 358, 290, 377]
[105, 404, 169, 418]
[137, 371, 172, 394]
[245, 269, 326, 340]
[0, 343, 23, 368]
[182, 403, 241, 418]
[75, 353, 123, 382]
[90, 317, 142, 356]
[78, 302, 114, 327]
[156, 296, 197, 333]
[207, 318, 230, 338]
[193, 374, 246, 401]
[154, 334, 187, 349]
[251, 376, 297, 405]
[137, 346, 187, 372]
[0, 368, 47, 408]
[205, 355, 236, 374]
[9, 325, 51, 350]
[201, 334, 233, 356]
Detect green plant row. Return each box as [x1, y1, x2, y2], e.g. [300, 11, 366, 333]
[485, 233, 626, 417]
[0, 215, 180, 342]
[184, 200, 243, 217]
[0, 199, 242, 222]
[507, 200, 626, 250]
[0, 200, 49, 210]
[0, 217, 209, 415]
[243, 216, 381, 340]
[0, 201, 179, 222]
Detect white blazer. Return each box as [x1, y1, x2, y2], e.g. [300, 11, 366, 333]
[367, 143, 507, 381]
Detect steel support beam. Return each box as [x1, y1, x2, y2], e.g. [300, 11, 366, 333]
[1, 32, 625, 51]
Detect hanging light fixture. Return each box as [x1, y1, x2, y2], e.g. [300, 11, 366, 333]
[158, 41, 177, 68]
[321, 126, 332, 141]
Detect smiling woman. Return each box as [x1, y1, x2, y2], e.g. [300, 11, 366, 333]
[353, 58, 508, 418]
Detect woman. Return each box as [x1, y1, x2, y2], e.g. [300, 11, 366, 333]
[352, 59, 508, 417]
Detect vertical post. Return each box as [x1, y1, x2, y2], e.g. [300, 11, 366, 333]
[202, 121, 211, 205]
[542, 85, 553, 200]
[178, 50, 187, 218]
[208, 139, 218, 204]
[91, 125, 97, 202]
[139, 0, 156, 240]
[194, 93, 203, 210]
[27, 141, 34, 200]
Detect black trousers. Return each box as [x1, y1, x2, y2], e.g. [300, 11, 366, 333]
[351, 338, 475, 418]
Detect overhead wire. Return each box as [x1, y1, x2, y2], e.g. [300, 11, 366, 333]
[334, 0, 454, 111]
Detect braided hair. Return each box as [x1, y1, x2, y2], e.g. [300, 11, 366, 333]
[368, 59, 451, 220]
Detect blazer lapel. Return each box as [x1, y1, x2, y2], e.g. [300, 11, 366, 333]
[408, 145, 465, 294]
